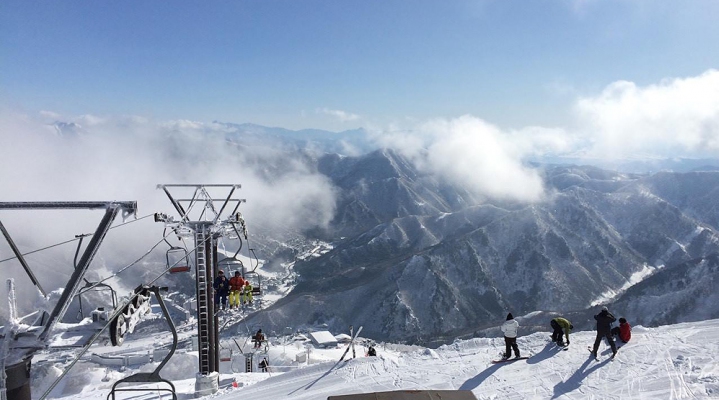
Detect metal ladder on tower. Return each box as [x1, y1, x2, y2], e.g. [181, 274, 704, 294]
[195, 228, 211, 374]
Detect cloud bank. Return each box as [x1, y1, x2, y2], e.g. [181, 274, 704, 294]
[368, 69, 719, 201]
[575, 69, 719, 159]
[0, 112, 337, 229]
[0, 112, 337, 308]
[371, 116, 564, 202]
[317, 108, 360, 122]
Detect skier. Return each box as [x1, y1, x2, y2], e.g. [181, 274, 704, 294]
[243, 280, 254, 306]
[253, 329, 265, 349]
[213, 270, 229, 311]
[228, 271, 245, 309]
[550, 317, 573, 346]
[591, 306, 617, 358]
[611, 317, 632, 343]
[500, 313, 521, 359]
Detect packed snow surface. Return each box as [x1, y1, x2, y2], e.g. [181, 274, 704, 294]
[35, 318, 719, 399]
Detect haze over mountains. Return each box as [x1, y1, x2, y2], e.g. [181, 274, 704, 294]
[9, 119, 719, 346]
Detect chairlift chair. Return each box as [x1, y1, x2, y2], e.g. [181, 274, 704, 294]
[217, 224, 246, 275]
[163, 228, 191, 273]
[246, 248, 262, 297]
[167, 246, 190, 274]
[107, 286, 178, 400]
[219, 347, 232, 362]
[75, 279, 118, 321]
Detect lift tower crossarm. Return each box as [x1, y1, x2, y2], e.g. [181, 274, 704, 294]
[0, 201, 137, 342]
[0, 201, 136, 210]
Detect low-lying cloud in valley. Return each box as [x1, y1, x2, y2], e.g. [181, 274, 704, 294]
[0, 112, 337, 314]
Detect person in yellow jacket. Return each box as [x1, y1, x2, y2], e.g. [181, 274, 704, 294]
[228, 271, 245, 309]
[550, 317, 573, 346]
[243, 280, 254, 306]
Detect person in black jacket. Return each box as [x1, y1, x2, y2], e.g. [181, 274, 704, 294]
[591, 306, 617, 358]
[213, 270, 230, 310]
[259, 357, 269, 372]
[367, 345, 377, 357]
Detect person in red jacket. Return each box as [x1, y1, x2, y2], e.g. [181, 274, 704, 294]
[228, 271, 245, 309]
[611, 317, 632, 343]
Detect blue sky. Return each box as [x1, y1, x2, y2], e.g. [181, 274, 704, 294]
[1, 0, 718, 131]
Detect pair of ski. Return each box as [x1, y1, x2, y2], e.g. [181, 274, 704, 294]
[338, 325, 363, 362]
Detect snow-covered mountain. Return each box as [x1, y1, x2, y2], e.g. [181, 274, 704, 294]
[241, 150, 719, 344]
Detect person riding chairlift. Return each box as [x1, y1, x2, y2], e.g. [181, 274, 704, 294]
[228, 271, 245, 309]
[253, 329, 265, 349]
[243, 280, 254, 305]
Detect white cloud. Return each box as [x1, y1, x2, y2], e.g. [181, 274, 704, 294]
[575, 69, 719, 159]
[39, 110, 62, 119]
[317, 108, 360, 122]
[0, 112, 337, 305]
[373, 115, 547, 202]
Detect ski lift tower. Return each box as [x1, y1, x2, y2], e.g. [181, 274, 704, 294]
[155, 184, 246, 396]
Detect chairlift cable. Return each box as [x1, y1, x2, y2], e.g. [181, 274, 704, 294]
[79, 229, 176, 293]
[0, 213, 154, 264]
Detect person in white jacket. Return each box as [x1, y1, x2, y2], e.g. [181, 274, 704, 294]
[501, 313, 521, 359]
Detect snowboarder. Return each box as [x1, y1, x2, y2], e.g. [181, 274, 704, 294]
[591, 306, 617, 358]
[611, 317, 632, 343]
[367, 345, 377, 357]
[213, 270, 229, 310]
[228, 271, 245, 309]
[259, 357, 269, 372]
[253, 329, 265, 349]
[550, 317, 573, 346]
[501, 313, 521, 359]
[243, 281, 254, 306]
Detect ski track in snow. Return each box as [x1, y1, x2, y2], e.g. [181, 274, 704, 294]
[35, 319, 719, 399]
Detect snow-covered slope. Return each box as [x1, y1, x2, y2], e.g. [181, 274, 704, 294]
[40, 318, 719, 399]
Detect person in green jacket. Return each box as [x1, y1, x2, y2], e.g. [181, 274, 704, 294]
[550, 317, 573, 346]
[243, 280, 254, 305]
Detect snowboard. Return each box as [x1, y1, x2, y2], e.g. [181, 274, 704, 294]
[491, 356, 529, 364]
